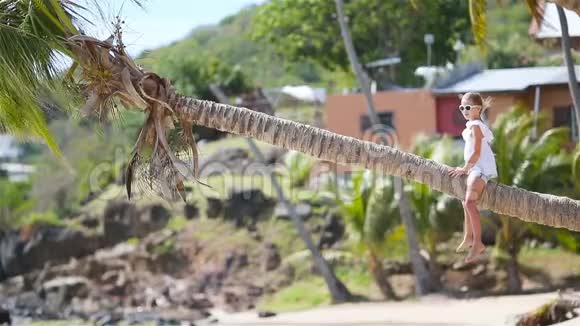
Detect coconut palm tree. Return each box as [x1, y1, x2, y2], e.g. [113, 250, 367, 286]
[325, 170, 399, 299]
[210, 85, 352, 303]
[1, 1, 580, 231]
[469, 0, 580, 129]
[491, 107, 578, 293]
[408, 136, 464, 278]
[333, 0, 437, 295]
[556, 4, 580, 135]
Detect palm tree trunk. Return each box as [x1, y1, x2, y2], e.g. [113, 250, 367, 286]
[497, 215, 522, 293]
[334, 0, 439, 295]
[168, 96, 580, 230]
[209, 86, 352, 303]
[68, 34, 580, 235]
[505, 250, 522, 294]
[395, 178, 441, 295]
[556, 4, 580, 132]
[333, 0, 378, 123]
[368, 249, 397, 300]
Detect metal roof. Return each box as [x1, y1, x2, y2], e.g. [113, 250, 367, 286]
[535, 3, 580, 39]
[433, 65, 580, 94]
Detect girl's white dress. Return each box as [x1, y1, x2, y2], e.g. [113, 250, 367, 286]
[462, 120, 498, 182]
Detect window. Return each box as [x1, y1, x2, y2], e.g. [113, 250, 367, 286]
[553, 106, 579, 141]
[360, 112, 394, 132]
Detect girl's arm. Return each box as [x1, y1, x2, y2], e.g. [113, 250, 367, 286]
[464, 125, 483, 171]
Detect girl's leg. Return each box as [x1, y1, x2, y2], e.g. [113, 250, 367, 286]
[456, 202, 473, 252]
[464, 173, 487, 263]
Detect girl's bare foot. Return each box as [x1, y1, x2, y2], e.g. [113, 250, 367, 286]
[465, 243, 486, 263]
[455, 241, 472, 253]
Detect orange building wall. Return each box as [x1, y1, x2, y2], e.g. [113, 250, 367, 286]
[324, 84, 576, 151]
[481, 92, 528, 122]
[537, 85, 574, 112]
[324, 90, 436, 149]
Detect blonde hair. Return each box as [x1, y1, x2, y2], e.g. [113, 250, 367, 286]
[462, 92, 492, 124]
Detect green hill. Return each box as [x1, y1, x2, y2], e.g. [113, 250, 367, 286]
[137, 5, 352, 90]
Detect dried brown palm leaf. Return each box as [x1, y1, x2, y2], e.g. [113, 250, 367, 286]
[68, 32, 204, 201]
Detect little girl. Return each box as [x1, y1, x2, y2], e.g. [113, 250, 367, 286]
[449, 92, 498, 263]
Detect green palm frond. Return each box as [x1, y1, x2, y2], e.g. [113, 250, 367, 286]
[364, 177, 398, 245]
[469, 0, 488, 55]
[0, 0, 144, 155]
[469, 0, 546, 54]
[284, 150, 315, 187]
[534, 154, 574, 193]
[330, 170, 400, 254]
[492, 107, 577, 252]
[0, 0, 79, 155]
[526, 127, 570, 160]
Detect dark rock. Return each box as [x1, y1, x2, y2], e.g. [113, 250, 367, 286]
[206, 198, 223, 218]
[199, 148, 252, 176]
[237, 253, 249, 268]
[80, 216, 100, 229]
[383, 261, 413, 275]
[273, 202, 311, 221]
[247, 285, 263, 297]
[262, 243, 281, 272]
[194, 125, 225, 142]
[258, 311, 277, 318]
[317, 213, 345, 249]
[81, 259, 108, 280]
[137, 204, 171, 236]
[224, 189, 275, 227]
[262, 147, 286, 164]
[102, 201, 169, 246]
[0, 227, 100, 281]
[0, 308, 10, 326]
[102, 201, 138, 246]
[189, 293, 214, 310]
[184, 204, 199, 220]
[224, 252, 249, 274]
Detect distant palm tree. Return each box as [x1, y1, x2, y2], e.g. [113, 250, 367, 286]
[408, 136, 464, 278]
[556, 4, 580, 135]
[333, 0, 437, 295]
[327, 170, 399, 299]
[491, 107, 578, 293]
[1, 1, 579, 230]
[211, 85, 352, 303]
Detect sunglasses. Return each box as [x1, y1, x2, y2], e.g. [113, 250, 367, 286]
[458, 105, 480, 111]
